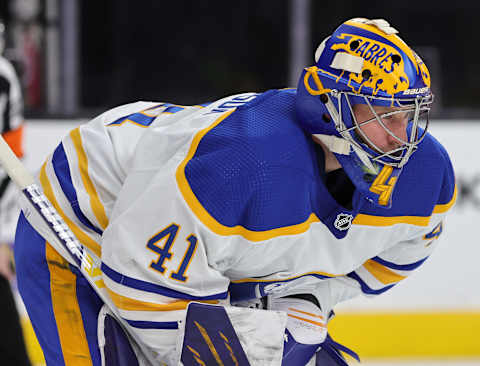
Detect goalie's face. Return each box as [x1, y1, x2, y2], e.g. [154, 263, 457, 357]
[352, 103, 412, 157]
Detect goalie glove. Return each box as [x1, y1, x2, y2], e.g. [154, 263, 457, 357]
[268, 296, 328, 366]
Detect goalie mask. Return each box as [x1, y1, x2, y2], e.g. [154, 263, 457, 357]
[296, 18, 433, 208]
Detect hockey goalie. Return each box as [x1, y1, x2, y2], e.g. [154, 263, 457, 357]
[13, 17, 455, 366]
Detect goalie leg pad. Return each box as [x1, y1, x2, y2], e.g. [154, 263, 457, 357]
[179, 302, 287, 366]
[98, 306, 139, 366]
[14, 212, 104, 365]
[181, 303, 251, 366]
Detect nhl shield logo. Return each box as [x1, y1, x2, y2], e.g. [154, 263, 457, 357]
[334, 213, 353, 231]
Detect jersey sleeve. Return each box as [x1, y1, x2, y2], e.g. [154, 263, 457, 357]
[311, 154, 457, 311]
[345, 219, 446, 297]
[345, 140, 456, 298]
[33, 101, 164, 257]
[304, 197, 455, 318]
[98, 107, 236, 362]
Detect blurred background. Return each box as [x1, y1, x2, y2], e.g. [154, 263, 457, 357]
[0, 0, 478, 118]
[0, 0, 478, 365]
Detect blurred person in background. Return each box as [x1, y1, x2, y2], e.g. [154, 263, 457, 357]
[0, 20, 31, 366]
[14, 17, 455, 366]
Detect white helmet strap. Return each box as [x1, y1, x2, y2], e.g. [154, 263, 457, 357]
[312, 134, 350, 155]
[312, 133, 378, 174]
[330, 52, 364, 73]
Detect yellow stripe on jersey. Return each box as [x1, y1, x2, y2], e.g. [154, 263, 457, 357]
[176, 109, 321, 242]
[288, 314, 325, 327]
[433, 184, 457, 214]
[363, 259, 406, 285]
[288, 307, 324, 319]
[353, 214, 430, 227]
[354, 184, 457, 227]
[106, 288, 218, 312]
[46, 243, 93, 366]
[40, 162, 101, 257]
[69, 128, 109, 230]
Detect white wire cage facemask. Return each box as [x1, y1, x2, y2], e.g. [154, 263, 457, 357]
[321, 90, 434, 171]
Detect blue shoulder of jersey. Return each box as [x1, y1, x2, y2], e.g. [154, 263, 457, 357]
[181, 88, 456, 239]
[182, 89, 327, 237]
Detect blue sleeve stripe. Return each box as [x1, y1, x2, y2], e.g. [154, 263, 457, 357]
[347, 272, 395, 295]
[101, 263, 228, 301]
[108, 103, 192, 125]
[163, 106, 185, 114]
[52, 143, 103, 235]
[108, 115, 130, 126]
[124, 318, 178, 329]
[125, 319, 178, 329]
[229, 272, 334, 302]
[126, 113, 157, 126]
[371, 256, 428, 271]
[108, 110, 160, 127]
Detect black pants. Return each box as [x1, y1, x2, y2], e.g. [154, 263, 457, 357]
[0, 274, 31, 366]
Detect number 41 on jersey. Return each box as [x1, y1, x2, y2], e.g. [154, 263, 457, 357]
[146, 223, 198, 283]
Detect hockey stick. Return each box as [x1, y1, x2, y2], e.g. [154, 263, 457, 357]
[0, 135, 158, 365]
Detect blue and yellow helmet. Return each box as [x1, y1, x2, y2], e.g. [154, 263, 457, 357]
[296, 18, 433, 208]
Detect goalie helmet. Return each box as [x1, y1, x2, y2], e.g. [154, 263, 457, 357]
[296, 18, 433, 208]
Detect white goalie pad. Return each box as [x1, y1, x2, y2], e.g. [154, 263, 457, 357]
[177, 302, 287, 366]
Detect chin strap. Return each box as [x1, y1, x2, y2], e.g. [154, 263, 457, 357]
[313, 133, 378, 175]
[350, 144, 378, 174]
[312, 134, 350, 155]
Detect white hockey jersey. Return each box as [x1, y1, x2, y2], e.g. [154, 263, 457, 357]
[35, 89, 456, 363]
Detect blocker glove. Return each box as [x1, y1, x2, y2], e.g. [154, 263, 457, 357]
[269, 296, 328, 366]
